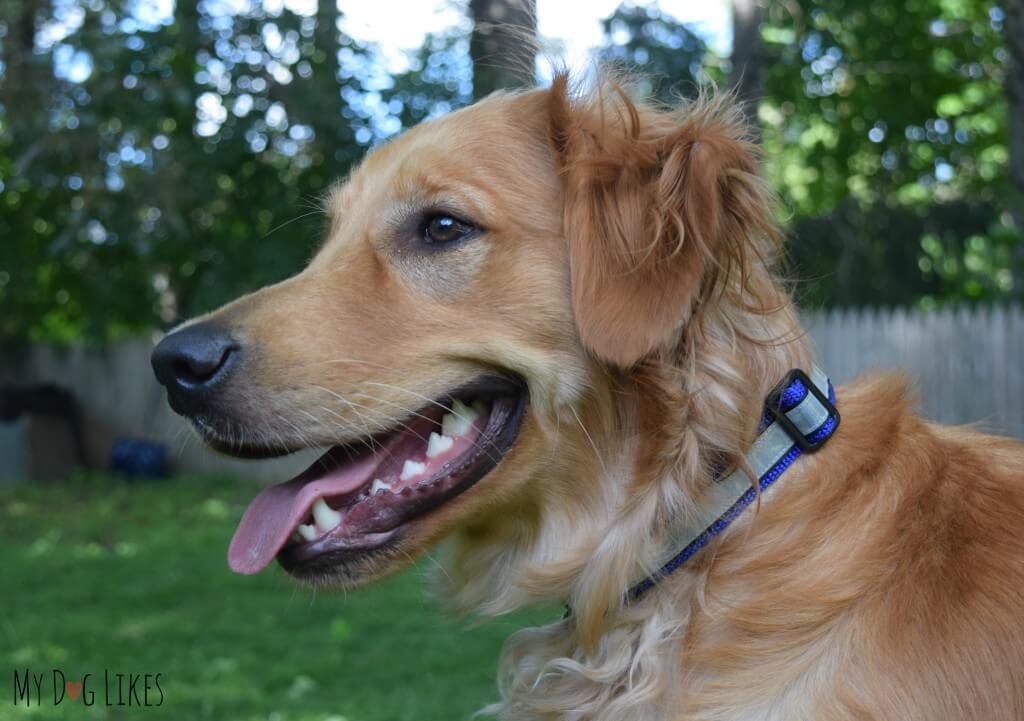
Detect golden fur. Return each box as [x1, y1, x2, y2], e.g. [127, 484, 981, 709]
[189, 72, 1024, 719]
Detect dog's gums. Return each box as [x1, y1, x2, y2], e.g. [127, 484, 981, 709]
[226, 377, 527, 577]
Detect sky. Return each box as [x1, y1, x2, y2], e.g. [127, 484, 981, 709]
[339, 0, 733, 74]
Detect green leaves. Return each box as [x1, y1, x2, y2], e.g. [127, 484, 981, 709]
[0, 1, 378, 344]
[759, 0, 1021, 306]
[762, 0, 1007, 211]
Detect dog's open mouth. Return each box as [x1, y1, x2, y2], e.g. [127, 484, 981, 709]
[227, 375, 527, 577]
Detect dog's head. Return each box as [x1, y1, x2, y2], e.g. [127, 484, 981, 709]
[151, 74, 779, 590]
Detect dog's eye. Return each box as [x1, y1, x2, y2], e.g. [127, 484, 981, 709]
[421, 214, 474, 246]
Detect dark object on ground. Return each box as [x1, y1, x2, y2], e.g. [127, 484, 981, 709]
[0, 384, 85, 481]
[110, 438, 167, 479]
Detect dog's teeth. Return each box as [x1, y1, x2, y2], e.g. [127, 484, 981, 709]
[297, 523, 318, 542]
[441, 399, 478, 437]
[426, 432, 454, 459]
[312, 498, 341, 531]
[371, 478, 391, 495]
[400, 459, 427, 481]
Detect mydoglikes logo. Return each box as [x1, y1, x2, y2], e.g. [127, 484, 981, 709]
[11, 669, 164, 707]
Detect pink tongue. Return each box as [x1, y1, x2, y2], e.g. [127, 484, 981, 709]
[228, 451, 381, 575]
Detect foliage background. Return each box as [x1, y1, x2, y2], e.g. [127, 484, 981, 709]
[0, 0, 1020, 339]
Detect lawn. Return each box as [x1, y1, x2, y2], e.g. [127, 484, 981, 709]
[0, 474, 554, 720]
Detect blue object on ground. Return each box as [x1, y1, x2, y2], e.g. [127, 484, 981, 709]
[110, 438, 167, 478]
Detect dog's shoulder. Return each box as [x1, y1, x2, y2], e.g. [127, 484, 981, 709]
[838, 372, 1024, 718]
[686, 372, 1024, 720]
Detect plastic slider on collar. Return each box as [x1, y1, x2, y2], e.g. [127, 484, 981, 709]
[765, 368, 841, 453]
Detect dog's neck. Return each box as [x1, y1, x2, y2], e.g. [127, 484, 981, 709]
[448, 288, 813, 607]
[443, 293, 813, 718]
[570, 306, 814, 633]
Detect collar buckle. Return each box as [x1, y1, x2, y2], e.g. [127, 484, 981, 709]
[765, 368, 839, 453]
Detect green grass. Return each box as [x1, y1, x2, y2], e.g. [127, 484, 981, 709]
[0, 474, 553, 720]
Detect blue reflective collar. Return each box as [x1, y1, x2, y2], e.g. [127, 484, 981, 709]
[628, 367, 840, 601]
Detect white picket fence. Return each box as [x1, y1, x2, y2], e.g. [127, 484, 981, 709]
[805, 305, 1024, 440]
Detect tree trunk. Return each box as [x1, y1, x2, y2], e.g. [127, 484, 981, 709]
[4, 1, 43, 115]
[469, 0, 537, 100]
[1005, 0, 1024, 298]
[4, 0, 50, 177]
[10, 0, 40, 89]
[731, 0, 763, 137]
[314, 0, 346, 139]
[1005, 0, 1024, 223]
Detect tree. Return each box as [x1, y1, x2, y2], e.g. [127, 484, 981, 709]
[0, 0, 406, 344]
[380, 17, 473, 128]
[1005, 0, 1023, 232]
[731, 0, 763, 132]
[598, 3, 708, 104]
[758, 0, 1018, 306]
[469, 0, 536, 99]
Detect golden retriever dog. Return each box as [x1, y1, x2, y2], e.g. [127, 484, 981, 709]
[151, 72, 1024, 720]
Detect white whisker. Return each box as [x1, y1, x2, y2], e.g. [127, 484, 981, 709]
[571, 406, 607, 476]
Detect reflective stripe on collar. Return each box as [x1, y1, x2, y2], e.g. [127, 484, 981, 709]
[628, 366, 840, 601]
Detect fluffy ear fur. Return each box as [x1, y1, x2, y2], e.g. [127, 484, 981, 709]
[548, 73, 779, 368]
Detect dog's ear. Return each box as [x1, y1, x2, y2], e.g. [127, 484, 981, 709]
[548, 74, 777, 368]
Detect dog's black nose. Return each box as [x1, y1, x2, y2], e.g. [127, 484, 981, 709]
[151, 323, 238, 415]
